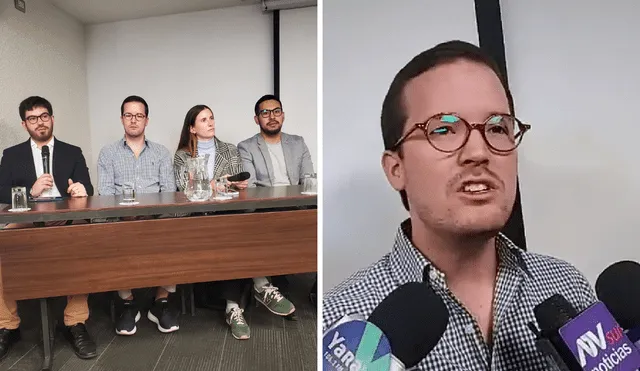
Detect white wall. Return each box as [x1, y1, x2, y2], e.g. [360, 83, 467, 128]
[322, 0, 479, 291]
[0, 0, 91, 166]
[502, 1, 640, 284]
[86, 4, 318, 178]
[280, 6, 317, 170]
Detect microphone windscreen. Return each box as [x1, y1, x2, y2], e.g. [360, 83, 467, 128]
[227, 171, 250, 182]
[595, 260, 640, 330]
[367, 282, 449, 368]
[534, 294, 578, 333]
[41, 146, 49, 156]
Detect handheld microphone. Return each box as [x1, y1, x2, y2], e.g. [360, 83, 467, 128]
[41, 146, 50, 174]
[227, 172, 250, 182]
[529, 293, 640, 370]
[595, 260, 640, 349]
[322, 282, 449, 370]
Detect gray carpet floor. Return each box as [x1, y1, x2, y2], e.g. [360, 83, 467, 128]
[0, 274, 317, 371]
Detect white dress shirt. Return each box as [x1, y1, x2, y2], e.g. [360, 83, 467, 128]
[31, 137, 61, 197]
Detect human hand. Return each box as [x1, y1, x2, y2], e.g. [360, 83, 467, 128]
[67, 179, 87, 197]
[31, 174, 54, 197]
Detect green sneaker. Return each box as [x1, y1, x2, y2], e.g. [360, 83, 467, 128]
[225, 307, 250, 340]
[253, 284, 295, 316]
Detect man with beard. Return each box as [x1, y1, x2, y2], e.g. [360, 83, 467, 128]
[238, 95, 315, 187]
[323, 41, 596, 370]
[96, 95, 178, 336]
[0, 96, 97, 360]
[236, 95, 315, 318]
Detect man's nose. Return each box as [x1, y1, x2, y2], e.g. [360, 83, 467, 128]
[458, 129, 491, 165]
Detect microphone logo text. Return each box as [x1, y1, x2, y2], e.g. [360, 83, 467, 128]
[325, 331, 362, 371]
[322, 320, 393, 371]
[576, 322, 632, 370]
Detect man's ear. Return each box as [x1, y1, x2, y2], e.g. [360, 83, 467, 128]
[381, 150, 406, 192]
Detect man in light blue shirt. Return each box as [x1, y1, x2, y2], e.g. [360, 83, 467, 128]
[97, 95, 178, 337]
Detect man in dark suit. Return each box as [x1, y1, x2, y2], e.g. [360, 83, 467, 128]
[0, 96, 97, 360]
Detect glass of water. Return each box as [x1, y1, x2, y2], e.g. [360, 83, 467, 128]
[122, 184, 136, 203]
[216, 177, 229, 195]
[302, 173, 317, 194]
[11, 187, 27, 210]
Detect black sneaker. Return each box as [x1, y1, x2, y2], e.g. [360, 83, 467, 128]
[147, 298, 179, 333]
[116, 300, 140, 336]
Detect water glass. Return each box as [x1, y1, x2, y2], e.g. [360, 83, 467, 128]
[216, 177, 230, 196]
[11, 187, 27, 210]
[303, 173, 317, 194]
[122, 184, 136, 202]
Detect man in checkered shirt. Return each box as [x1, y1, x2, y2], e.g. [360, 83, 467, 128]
[323, 40, 597, 370]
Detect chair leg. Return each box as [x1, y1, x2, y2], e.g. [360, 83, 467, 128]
[189, 284, 195, 316]
[240, 282, 252, 310]
[309, 279, 317, 306]
[180, 286, 187, 315]
[110, 293, 116, 323]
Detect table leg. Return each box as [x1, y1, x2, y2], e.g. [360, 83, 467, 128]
[40, 298, 53, 371]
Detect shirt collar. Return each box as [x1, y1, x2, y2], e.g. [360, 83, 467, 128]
[388, 219, 531, 287]
[197, 137, 217, 151]
[122, 136, 148, 147]
[30, 136, 55, 150]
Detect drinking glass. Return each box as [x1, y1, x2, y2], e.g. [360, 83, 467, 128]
[216, 177, 230, 195]
[302, 173, 317, 194]
[212, 177, 232, 200]
[122, 184, 136, 202]
[11, 187, 27, 210]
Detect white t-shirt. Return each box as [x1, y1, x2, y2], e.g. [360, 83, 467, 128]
[266, 141, 290, 186]
[31, 137, 61, 197]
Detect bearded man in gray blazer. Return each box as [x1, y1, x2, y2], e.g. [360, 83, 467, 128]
[238, 95, 315, 187]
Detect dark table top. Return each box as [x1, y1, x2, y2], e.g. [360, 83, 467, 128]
[0, 185, 317, 224]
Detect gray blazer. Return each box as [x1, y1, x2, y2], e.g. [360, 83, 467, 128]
[237, 133, 314, 187]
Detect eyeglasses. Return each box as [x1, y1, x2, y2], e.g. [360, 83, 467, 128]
[258, 108, 283, 118]
[123, 113, 146, 121]
[24, 113, 51, 125]
[392, 113, 531, 153]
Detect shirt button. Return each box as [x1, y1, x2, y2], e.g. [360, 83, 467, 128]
[464, 324, 475, 335]
[429, 270, 438, 281]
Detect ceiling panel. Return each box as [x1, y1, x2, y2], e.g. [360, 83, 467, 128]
[48, 0, 262, 24]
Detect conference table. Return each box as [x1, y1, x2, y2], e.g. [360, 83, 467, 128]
[0, 186, 317, 371]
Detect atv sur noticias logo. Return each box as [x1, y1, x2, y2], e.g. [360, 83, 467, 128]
[559, 302, 640, 371]
[575, 322, 632, 369]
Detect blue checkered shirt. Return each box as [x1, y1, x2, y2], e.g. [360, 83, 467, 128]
[97, 137, 175, 195]
[323, 220, 597, 370]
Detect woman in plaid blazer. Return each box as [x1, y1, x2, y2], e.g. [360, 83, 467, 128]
[174, 104, 246, 191]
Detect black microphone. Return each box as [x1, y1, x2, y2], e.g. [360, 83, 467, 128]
[227, 171, 250, 182]
[368, 282, 449, 368]
[530, 294, 581, 370]
[41, 145, 50, 174]
[529, 293, 640, 370]
[323, 282, 449, 370]
[595, 260, 640, 349]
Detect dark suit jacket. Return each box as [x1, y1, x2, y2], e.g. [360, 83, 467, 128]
[0, 138, 94, 204]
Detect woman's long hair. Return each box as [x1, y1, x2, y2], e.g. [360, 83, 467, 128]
[177, 104, 212, 158]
